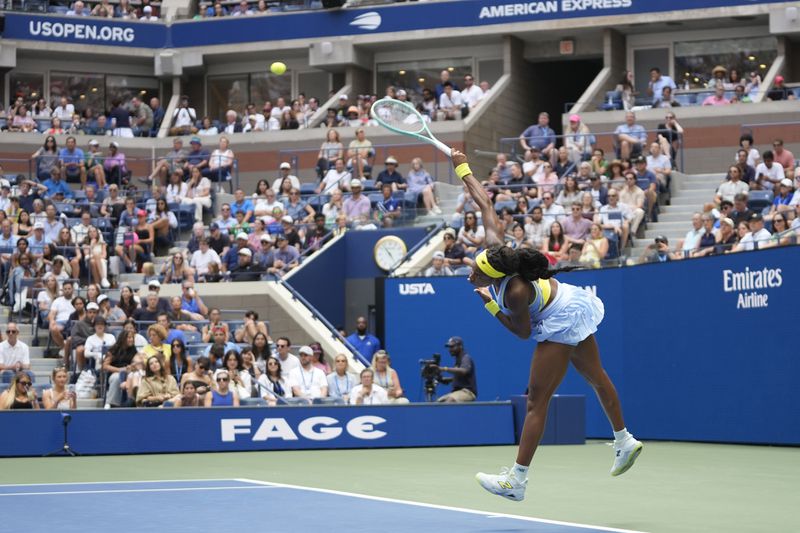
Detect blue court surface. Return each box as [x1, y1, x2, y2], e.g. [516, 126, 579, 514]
[0, 478, 644, 533]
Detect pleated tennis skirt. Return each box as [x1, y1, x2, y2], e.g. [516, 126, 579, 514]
[532, 282, 605, 346]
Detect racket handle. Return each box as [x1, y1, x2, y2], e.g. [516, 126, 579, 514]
[432, 139, 452, 158]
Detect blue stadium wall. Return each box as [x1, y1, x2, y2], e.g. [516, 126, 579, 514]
[383, 247, 799, 445]
[290, 227, 429, 328]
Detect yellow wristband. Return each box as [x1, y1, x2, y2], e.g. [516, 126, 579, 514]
[484, 300, 501, 317]
[455, 163, 472, 180]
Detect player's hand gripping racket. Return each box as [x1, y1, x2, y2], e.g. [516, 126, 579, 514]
[370, 97, 452, 158]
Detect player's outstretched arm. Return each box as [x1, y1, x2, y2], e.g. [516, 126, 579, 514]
[451, 149, 504, 247]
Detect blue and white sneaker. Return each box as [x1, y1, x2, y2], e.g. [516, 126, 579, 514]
[475, 467, 527, 501]
[611, 436, 643, 476]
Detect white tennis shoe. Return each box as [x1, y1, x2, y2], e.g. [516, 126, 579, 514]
[611, 436, 643, 476]
[475, 467, 527, 501]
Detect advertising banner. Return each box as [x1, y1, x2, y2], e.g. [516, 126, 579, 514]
[0, 403, 513, 457]
[384, 248, 799, 445]
[4, 14, 167, 48]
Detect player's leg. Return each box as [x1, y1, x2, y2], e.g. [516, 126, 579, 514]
[571, 334, 642, 476]
[476, 341, 570, 501]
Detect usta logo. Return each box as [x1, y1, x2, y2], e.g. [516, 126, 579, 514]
[399, 283, 435, 295]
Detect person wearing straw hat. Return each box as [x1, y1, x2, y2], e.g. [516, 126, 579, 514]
[710, 65, 728, 89]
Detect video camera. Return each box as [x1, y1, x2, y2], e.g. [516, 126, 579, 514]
[419, 353, 441, 381]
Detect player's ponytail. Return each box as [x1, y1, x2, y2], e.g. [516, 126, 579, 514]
[485, 246, 577, 281]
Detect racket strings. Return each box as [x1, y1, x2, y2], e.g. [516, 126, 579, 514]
[372, 101, 426, 134]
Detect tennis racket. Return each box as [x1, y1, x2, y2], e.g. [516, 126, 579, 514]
[370, 97, 452, 157]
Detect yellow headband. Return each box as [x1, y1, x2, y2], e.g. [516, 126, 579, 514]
[475, 250, 506, 279]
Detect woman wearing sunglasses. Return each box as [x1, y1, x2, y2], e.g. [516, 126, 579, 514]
[0, 371, 39, 409]
[205, 369, 240, 407]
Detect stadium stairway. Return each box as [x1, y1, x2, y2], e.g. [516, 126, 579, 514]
[630, 172, 722, 260]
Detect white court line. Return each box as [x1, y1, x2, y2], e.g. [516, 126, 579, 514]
[234, 478, 649, 533]
[0, 485, 278, 497]
[0, 478, 238, 488]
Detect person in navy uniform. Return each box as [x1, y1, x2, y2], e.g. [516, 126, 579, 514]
[346, 316, 381, 360]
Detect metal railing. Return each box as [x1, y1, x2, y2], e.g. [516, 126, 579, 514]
[500, 128, 685, 173]
[275, 276, 370, 367]
[389, 221, 445, 275]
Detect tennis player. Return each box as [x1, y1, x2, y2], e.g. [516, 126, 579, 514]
[449, 150, 642, 502]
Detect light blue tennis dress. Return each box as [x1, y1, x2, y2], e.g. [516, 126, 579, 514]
[489, 276, 604, 346]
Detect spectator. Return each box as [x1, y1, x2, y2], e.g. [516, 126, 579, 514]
[434, 69, 458, 100]
[44, 117, 65, 135]
[209, 137, 235, 184]
[371, 350, 409, 404]
[614, 111, 647, 160]
[437, 82, 463, 121]
[766, 75, 790, 101]
[8, 105, 36, 133]
[691, 214, 719, 258]
[47, 280, 75, 355]
[633, 156, 658, 221]
[343, 179, 371, 222]
[273, 337, 300, 381]
[53, 97, 75, 120]
[272, 162, 301, 195]
[189, 238, 220, 279]
[579, 223, 609, 266]
[460, 74, 484, 111]
[755, 151, 784, 190]
[702, 85, 731, 106]
[712, 217, 739, 255]
[317, 129, 344, 179]
[524, 147, 547, 182]
[376, 156, 406, 192]
[43, 367, 77, 410]
[563, 201, 592, 248]
[441, 227, 468, 269]
[326, 354, 357, 403]
[769, 178, 795, 217]
[639, 235, 676, 263]
[318, 158, 350, 194]
[31, 136, 60, 182]
[734, 149, 756, 184]
[170, 96, 198, 136]
[130, 97, 154, 137]
[150, 97, 164, 136]
[136, 355, 179, 407]
[184, 137, 211, 179]
[58, 136, 86, 189]
[521, 206, 547, 250]
[84, 316, 115, 372]
[425, 250, 453, 277]
[229, 248, 262, 281]
[716, 166, 750, 203]
[771, 139, 795, 181]
[347, 368, 387, 405]
[435, 336, 477, 402]
[207, 223, 230, 257]
[256, 357, 288, 405]
[646, 142, 672, 193]
[0, 372, 38, 410]
[180, 282, 208, 318]
[734, 213, 771, 252]
[677, 213, 705, 256]
[556, 175, 581, 207]
[347, 128, 373, 179]
[215, 351, 252, 399]
[457, 212, 485, 255]
[203, 368, 239, 406]
[564, 114, 592, 165]
[0, 323, 31, 383]
[288, 346, 328, 401]
[730, 193, 754, 226]
[541, 221, 567, 261]
[109, 99, 133, 138]
[596, 189, 630, 249]
[647, 67, 676, 104]
[519, 112, 556, 160]
[103, 141, 126, 188]
[284, 190, 315, 224]
[653, 86, 678, 108]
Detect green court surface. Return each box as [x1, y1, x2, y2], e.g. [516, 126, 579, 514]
[1, 441, 797, 533]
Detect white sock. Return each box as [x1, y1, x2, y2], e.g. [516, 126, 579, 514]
[613, 428, 632, 443]
[512, 463, 529, 481]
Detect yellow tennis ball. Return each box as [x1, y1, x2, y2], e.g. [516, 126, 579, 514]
[270, 62, 287, 75]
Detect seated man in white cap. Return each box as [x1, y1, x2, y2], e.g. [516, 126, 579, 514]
[221, 232, 251, 273]
[289, 346, 328, 401]
[343, 179, 371, 222]
[271, 162, 300, 194]
[376, 156, 407, 192]
[229, 248, 262, 282]
[424, 251, 453, 277]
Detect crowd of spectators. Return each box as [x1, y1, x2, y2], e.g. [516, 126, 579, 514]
[0, 302, 426, 409]
[1, 95, 165, 138]
[611, 66, 796, 112]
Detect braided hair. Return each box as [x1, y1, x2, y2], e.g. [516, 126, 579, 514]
[484, 245, 575, 281]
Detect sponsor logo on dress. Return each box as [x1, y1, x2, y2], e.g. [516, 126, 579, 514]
[350, 12, 382, 30]
[722, 266, 782, 309]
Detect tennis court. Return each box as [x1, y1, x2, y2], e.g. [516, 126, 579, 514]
[1, 442, 797, 533]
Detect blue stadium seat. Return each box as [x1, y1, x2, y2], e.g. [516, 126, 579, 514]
[367, 193, 383, 207]
[747, 190, 773, 212]
[361, 179, 377, 191]
[300, 183, 317, 195]
[241, 397, 267, 406]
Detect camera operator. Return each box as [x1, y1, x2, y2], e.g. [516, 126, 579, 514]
[434, 337, 477, 402]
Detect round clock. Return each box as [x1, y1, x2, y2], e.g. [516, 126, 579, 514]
[373, 235, 407, 271]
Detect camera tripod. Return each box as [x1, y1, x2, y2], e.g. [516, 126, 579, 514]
[45, 413, 80, 457]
